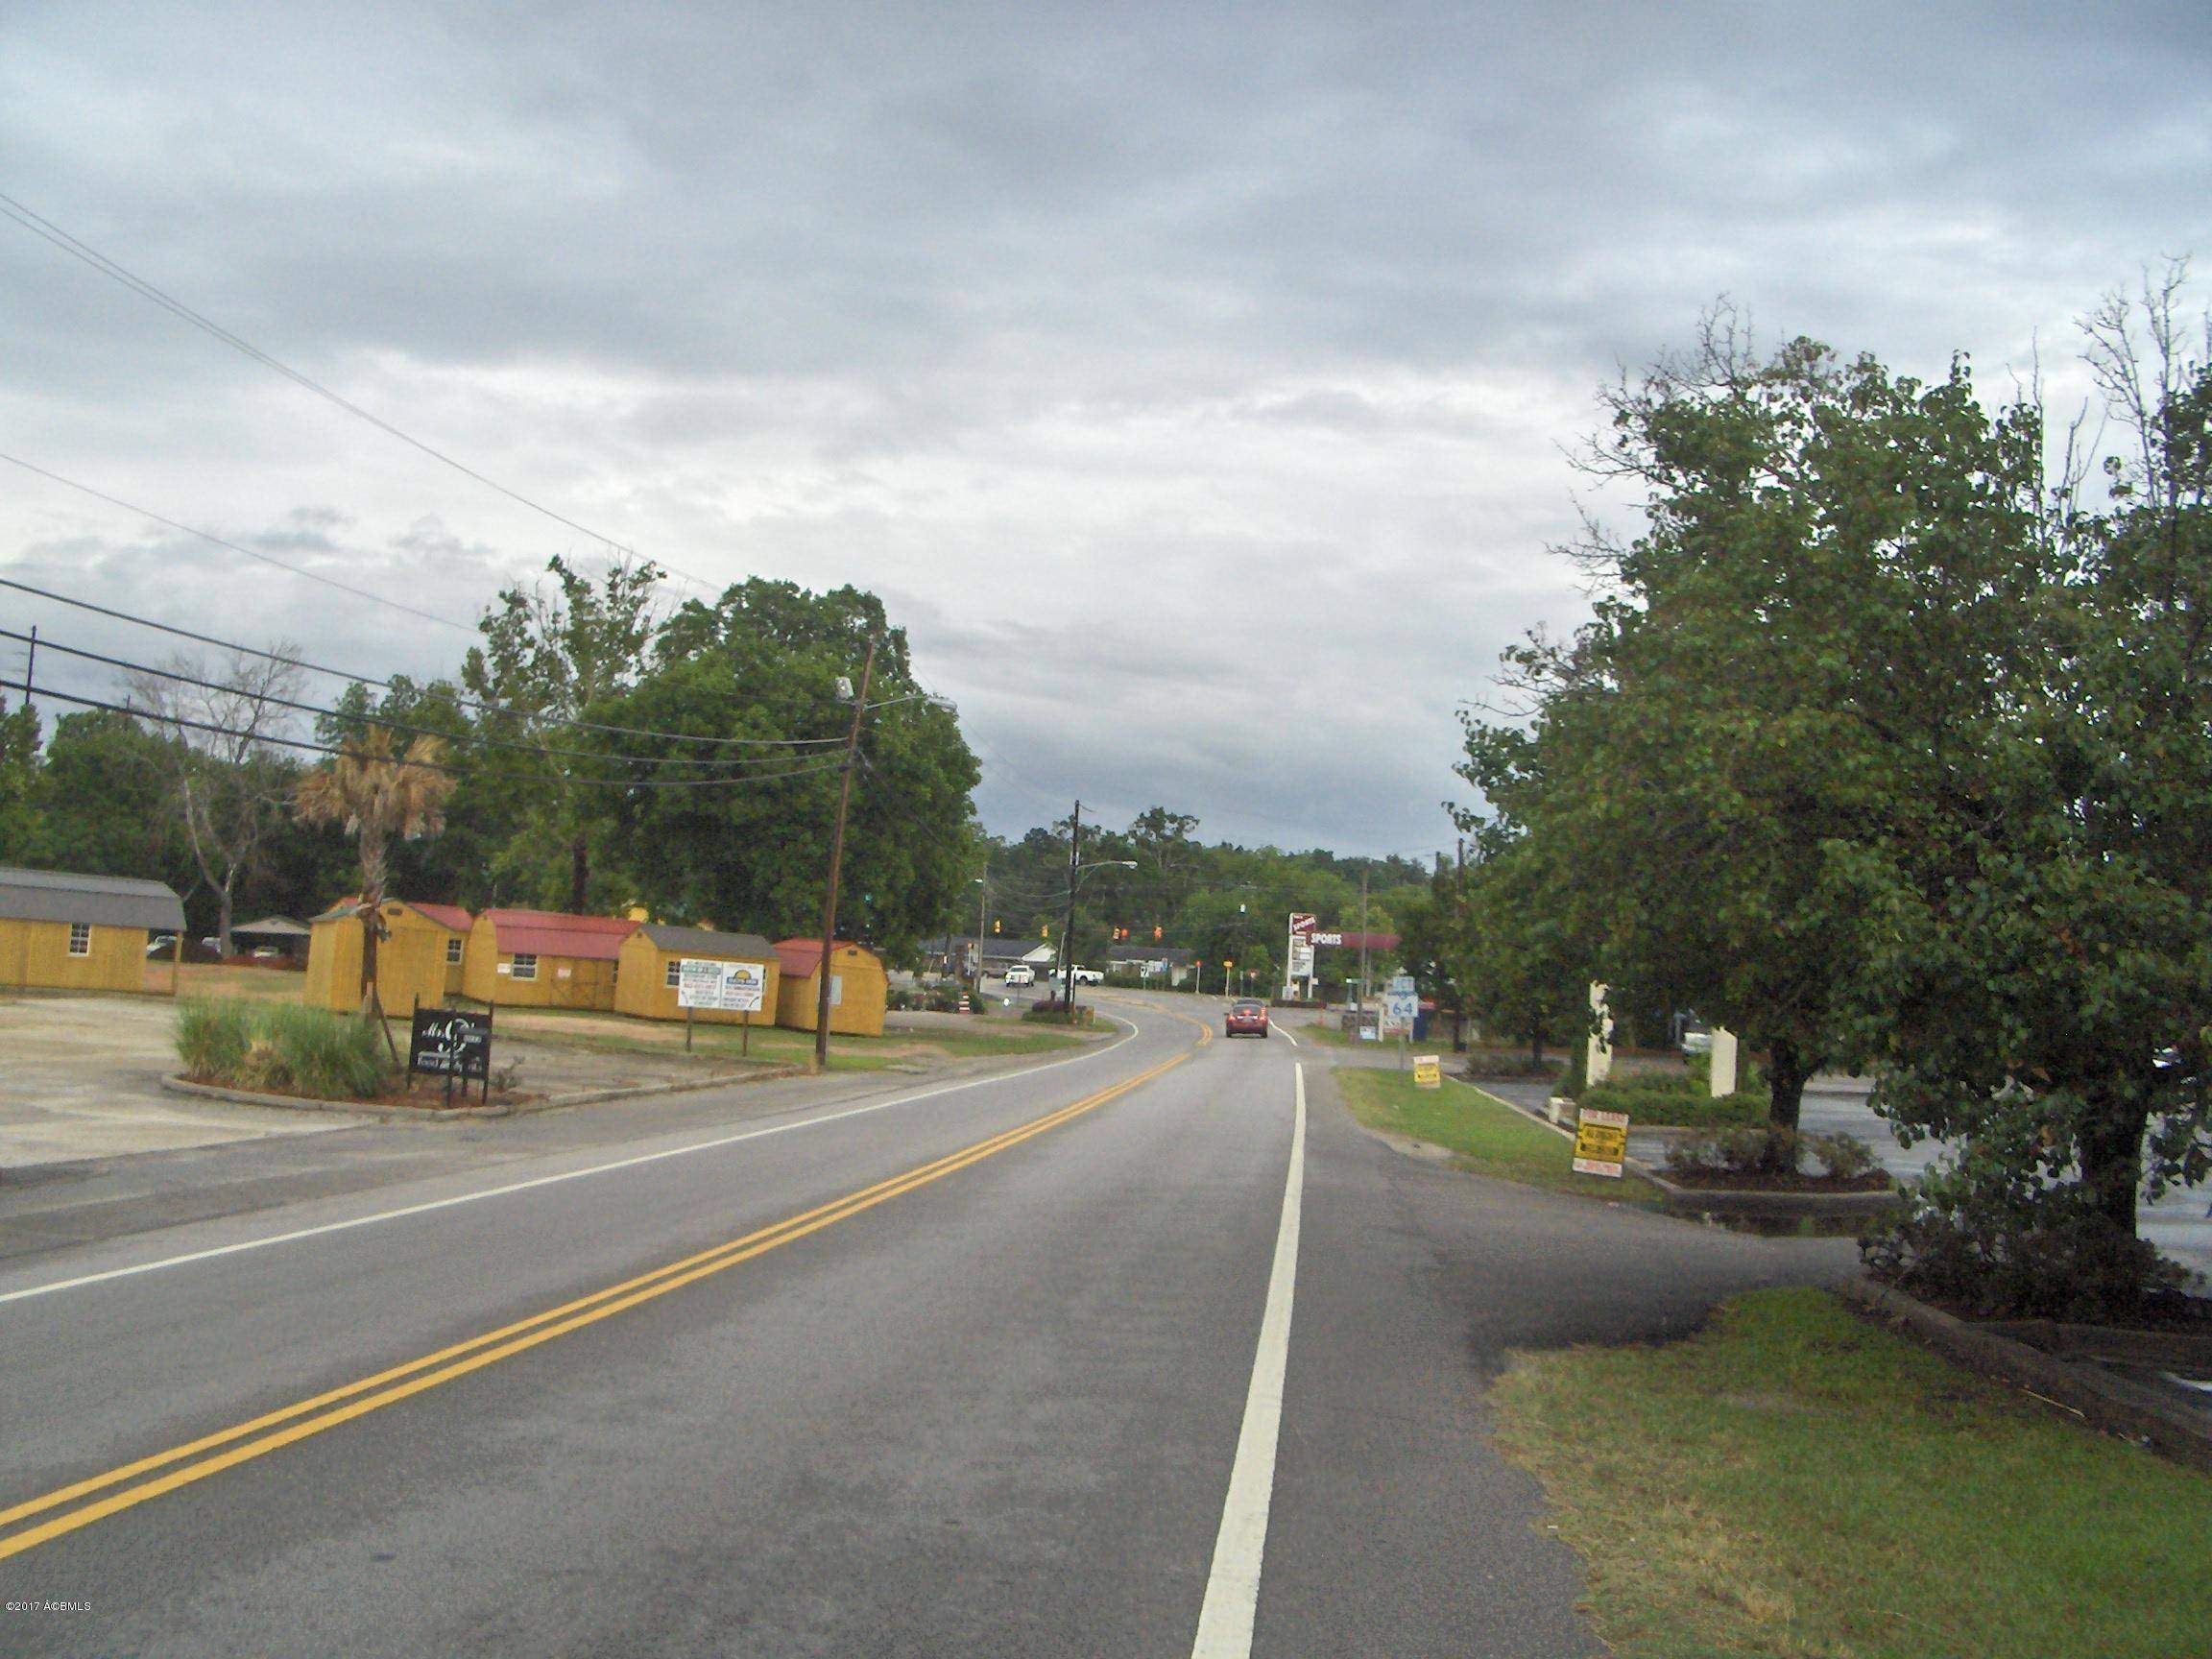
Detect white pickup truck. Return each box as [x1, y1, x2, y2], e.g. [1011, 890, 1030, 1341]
[1000, 964, 1036, 986]
[1070, 966, 1105, 985]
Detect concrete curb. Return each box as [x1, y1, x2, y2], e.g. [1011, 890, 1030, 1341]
[1839, 1274, 2212, 1474]
[161, 1064, 807, 1123]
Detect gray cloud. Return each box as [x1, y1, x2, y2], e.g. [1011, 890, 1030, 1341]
[2, 0, 2204, 856]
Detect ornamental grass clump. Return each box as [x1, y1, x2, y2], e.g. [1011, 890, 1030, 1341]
[175, 998, 390, 1100]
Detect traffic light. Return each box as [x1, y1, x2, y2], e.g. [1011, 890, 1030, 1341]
[992, 919, 1001, 935]
[1153, 926, 1163, 941]
[1041, 924, 1049, 939]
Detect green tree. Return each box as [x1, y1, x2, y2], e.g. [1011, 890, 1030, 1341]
[1460, 317, 2049, 1153]
[604, 579, 979, 956]
[463, 555, 662, 912]
[1839, 268, 2212, 1309]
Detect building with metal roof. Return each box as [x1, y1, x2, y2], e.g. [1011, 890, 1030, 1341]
[614, 924, 780, 1027]
[0, 865, 186, 995]
[461, 909, 638, 1011]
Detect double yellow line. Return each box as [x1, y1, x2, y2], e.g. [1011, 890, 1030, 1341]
[0, 1046, 1188, 1561]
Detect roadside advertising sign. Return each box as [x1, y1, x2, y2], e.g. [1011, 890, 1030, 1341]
[1572, 1106, 1630, 1178]
[1288, 939, 1315, 977]
[1412, 1054, 1441, 1089]
[1381, 988, 1418, 1035]
[408, 1006, 491, 1080]
[677, 958, 767, 1013]
[1288, 912, 1317, 938]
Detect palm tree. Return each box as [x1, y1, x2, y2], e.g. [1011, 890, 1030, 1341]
[294, 729, 457, 1025]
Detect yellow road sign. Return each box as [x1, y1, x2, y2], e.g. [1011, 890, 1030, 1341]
[1412, 1054, 1440, 1089]
[1573, 1106, 1630, 1178]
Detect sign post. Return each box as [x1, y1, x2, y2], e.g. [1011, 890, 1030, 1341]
[1382, 973, 1418, 1067]
[1286, 912, 1317, 1000]
[677, 958, 769, 1058]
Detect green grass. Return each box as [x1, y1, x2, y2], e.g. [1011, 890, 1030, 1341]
[1494, 1287, 2212, 1659]
[1333, 1068, 1664, 1203]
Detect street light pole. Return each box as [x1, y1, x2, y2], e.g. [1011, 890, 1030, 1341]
[814, 634, 878, 1072]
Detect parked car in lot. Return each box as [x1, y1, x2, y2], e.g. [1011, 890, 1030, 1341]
[1000, 964, 1035, 986]
[1225, 998, 1270, 1038]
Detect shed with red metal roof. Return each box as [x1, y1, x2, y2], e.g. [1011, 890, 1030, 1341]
[462, 908, 639, 1011]
[771, 937, 887, 1037]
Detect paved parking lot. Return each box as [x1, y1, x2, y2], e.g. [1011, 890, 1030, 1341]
[0, 992, 369, 1166]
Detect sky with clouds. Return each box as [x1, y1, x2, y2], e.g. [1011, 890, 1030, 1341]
[2, 2, 2204, 857]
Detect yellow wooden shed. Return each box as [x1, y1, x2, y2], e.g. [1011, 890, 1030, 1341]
[614, 925, 780, 1026]
[0, 866, 185, 995]
[461, 909, 638, 1011]
[771, 938, 888, 1037]
[303, 899, 472, 1013]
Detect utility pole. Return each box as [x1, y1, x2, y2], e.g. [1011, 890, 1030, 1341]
[1062, 799, 1081, 1015]
[974, 869, 989, 997]
[1358, 869, 1370, 1006]
[814, 634, 878, 1072]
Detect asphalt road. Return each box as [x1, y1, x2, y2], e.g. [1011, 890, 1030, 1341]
[0, 996, 1855, 1656]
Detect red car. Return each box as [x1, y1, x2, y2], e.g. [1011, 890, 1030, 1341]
[1224, 999, 1270, 1038]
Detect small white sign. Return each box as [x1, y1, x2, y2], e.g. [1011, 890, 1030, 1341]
[1381, 988, 1418, 1035]
[677, 958, 767, 1013]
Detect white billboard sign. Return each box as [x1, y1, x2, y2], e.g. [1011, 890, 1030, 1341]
[677, 958, 767, 1013]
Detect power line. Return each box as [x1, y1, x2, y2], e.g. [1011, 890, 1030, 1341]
[0, 629, 833, 773]
[0, 190, 727, 599]
[2, 677, 851, 792]
[2, 451, 477, 634]
[0, 576, 843, 749]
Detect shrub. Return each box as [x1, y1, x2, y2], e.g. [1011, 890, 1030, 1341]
[1663, 1123, 1803, 1179]
[174, 998, 390, 1100]
[1579, 1079, 1766, 1128]
[1860, 1154, 2188, 1321]
[1805, 1131, 1880, 1182]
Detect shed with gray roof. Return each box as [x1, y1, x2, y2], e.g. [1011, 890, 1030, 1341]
[614, 923, 781, 1025]
[0, 866, 187, 994]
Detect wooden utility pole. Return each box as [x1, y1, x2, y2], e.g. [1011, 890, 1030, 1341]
[814, 635, 878, 1072]
[1062, 800, 1081, 1015]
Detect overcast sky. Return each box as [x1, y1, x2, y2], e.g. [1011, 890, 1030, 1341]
[2, 2, 2204, 857]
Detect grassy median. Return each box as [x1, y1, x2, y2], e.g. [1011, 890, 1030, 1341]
[1333, 1066, 1664, 1203]
[1495, 1286, 2212, 1658]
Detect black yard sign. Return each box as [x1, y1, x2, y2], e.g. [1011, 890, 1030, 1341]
[408, 1004, 493, 1103]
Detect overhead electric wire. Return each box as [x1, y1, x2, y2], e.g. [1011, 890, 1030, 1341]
[0, 629, 833, 772]
[0, 577, 844, 750]
[0, 190, 724, 599]
[1, 677, 852, 791]
[1, 452, 479, 635]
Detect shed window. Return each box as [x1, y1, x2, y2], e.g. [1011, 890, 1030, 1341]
[664, 960, 683, 988]
[445, 937, 463, 965]
[68, 922, 91, 956]
[511, 952, 538, 981]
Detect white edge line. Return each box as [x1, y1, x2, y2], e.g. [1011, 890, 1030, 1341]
[1190, 1060, 1307, 1658]
[1273, 1023, 1299, 1048]
[0, 1017, 1142, 1308]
